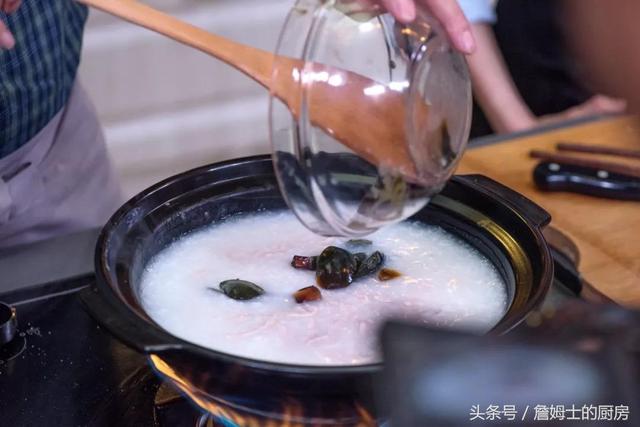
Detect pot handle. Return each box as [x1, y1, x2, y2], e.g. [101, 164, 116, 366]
[461, 174, 551, 229]
[80, 283, 183, 354]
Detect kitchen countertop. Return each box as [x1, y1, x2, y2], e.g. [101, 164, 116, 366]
[459, 114, 640, 307]
[0, 114, 632, 297]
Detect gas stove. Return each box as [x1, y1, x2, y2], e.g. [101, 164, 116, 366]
[0, 246, 593, 426]
[0, 275, 222, 427]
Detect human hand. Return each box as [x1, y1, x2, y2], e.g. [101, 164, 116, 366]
[538, 95, 627, 126]
[0, 0, 22, 49]
[337, 0, 475, 54]
[379, 0, 475, 54]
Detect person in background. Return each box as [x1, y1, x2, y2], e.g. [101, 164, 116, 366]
[564, 0, 640, 113]
[0, 1, 122, 250]
[0, 0, 471, 250]
[457, 0, 626, 138]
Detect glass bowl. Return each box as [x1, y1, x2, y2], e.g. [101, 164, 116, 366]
[269, 0, 472, 236]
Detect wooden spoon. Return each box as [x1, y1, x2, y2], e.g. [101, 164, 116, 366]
[78, 0, 419, 178]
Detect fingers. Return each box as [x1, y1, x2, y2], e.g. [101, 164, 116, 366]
[421, 0, 475, 54]
[585, 94, 627, 114]
[0, 21, 15, 49]
[550, 96, 625, 123]
[377, 0, 475, 54]
[381, 0, 416, 22]
[567, 96, 623, 120]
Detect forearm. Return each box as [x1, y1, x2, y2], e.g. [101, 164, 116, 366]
[467, 23, 536, 133]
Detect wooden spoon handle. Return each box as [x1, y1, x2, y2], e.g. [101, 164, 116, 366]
[77, 0, 419, 177]
[77, 0, 274, 88]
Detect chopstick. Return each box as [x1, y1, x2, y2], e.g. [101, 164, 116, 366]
[529, 150, 640, 179]
[557, 142, 640, 159]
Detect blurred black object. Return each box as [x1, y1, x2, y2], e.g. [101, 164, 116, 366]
[379, 302, 640, 426]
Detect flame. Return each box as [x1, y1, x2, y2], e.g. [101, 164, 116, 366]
[149, 355, 379, 427]
[354, 404, 377, 427]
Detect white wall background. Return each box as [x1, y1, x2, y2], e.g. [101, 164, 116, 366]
[79, 0, 293, 197]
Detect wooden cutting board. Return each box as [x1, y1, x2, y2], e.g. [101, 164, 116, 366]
[457, 115, 640, 307]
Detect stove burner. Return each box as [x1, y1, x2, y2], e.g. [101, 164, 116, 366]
[0, 302, 17, 344]
[90, 364, 221, 427]
[0, 335, 26, 362]
[0, 302, 25, 362]
[96, 362, 381, 427]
